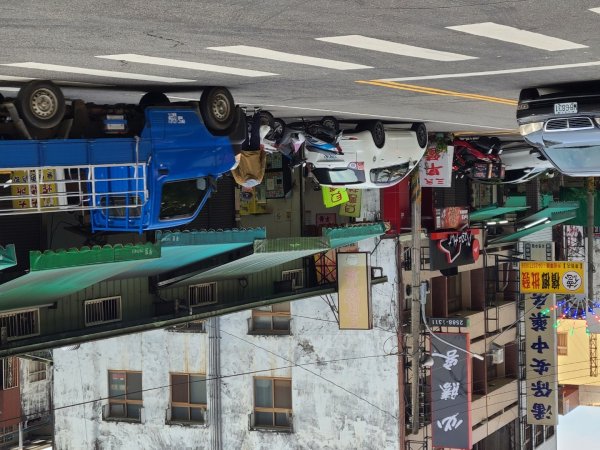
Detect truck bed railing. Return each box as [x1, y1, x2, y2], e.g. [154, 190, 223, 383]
[0, 163, 148, 216]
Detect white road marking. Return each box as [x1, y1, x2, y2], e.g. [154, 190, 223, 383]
[447, 22, 587, 51]
[96, 54, 278, 77]
[167, 95, 512, 130]
[590, 7, 600, 14]
[206, 45, 372, 70]
[316, 35, 476, 62]
[1, 62, 194, 83]
[381, 60, 600, 81]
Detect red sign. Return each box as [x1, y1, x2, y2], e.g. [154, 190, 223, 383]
[429, 229, 480, 270]
[434, 207, 469, 230]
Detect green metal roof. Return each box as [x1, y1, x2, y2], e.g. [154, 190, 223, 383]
[488, 210, 577, 244]
[171, 223, 386, 287]
[0, 245, 17, 270]
[469, 197, 529, 221]
[523, 201, 579, 223]
[0, 229, 265, 311]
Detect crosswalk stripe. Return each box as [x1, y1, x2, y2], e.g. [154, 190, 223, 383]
[96, 54, 277, 77]
[446, 23, 587, 51]
[1, 62, 194, 83]
[206, 45, 372, 70]
[316, 35, 476, 62]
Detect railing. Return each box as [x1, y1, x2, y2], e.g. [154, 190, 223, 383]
[102, 403, 145, 423]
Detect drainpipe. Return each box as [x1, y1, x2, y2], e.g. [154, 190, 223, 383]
[587, 177, 595, 304]
[208, 317, 222, 450]
[410, 169, 422, 436]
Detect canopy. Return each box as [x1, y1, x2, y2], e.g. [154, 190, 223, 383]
[0, 245, 17, 270]
[469, 196, 529, 222]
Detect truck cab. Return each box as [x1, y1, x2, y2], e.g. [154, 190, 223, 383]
[0, 81, 245, 233]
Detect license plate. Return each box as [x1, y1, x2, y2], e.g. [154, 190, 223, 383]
[554, 102, 577, 114]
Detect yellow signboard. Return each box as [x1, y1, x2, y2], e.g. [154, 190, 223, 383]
[339, 189, 362, 218]
[11, 169, 60, 209]
[520, 261, 584, 294]
[338, 252, 371, 330]
[322, 187, 349, 208]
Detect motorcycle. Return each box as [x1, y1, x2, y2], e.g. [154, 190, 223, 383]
[452, 138, 503, 179]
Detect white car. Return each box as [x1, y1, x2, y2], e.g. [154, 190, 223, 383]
[305, 120, 428, 189]
[499, 142, 555, 184]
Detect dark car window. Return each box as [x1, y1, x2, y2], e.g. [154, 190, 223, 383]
[544, 146, 600, 174]
[370, 163, 410, 184]
[311, 168, 366, 185]
[160, 179, 207, 220]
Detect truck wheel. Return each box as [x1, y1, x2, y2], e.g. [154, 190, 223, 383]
[200, 86, 235, 135]
[16, 80, 65, 129]
[411, 122, 428, 149]
[139, 92, 170, 108]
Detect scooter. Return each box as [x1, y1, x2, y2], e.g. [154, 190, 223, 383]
[453, 138, 503, 179]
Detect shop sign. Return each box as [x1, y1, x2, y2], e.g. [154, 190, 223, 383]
[339, 189, 362, 218]
[429, 229, 480, 271]
[525, 293, 558, 426]
[431, 333, 472, 449]
[322, 187, 349, 208]
[419, 146, 454, 188]
[520, 261, 584, 294]
[338, 252, 371, 330]
[429, 317, 469, 327]
[434, 206, 469, 230]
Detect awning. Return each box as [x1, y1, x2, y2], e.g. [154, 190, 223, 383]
[170, 223, 386, 287]
[0, 243, 160, 310]
[522, 201, 579, 223]
[0, 228, 265, 311]
[488, 209, 577, 244]
[114, 228, 266, 279]
[0, 245, 17, 270]
[469, 197, 529, 222]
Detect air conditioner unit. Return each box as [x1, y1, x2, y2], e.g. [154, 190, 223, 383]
[491, 345, 504, 365]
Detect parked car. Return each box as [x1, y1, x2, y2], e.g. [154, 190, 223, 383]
[498, 142, 555, 184]
[517, 87, 600, 176]
[305, 120, 428, 189]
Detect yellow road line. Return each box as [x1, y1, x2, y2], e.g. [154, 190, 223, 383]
[356, 80, 517, 106]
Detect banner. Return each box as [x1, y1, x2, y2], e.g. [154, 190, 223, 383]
[520, 261, 584, 294]
[429, 229, 481, 271]
[419, 146, 454, 188]
[322, 187, 349, 208]
[434, 206, 469, 230]
[525, 294, 558, 425]
[339, 189, 362, 218]
[431, 333, 472, 449]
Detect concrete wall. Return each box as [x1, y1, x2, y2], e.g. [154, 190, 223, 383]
[19, 358, 52, 421]
[53, 237, 401, 450]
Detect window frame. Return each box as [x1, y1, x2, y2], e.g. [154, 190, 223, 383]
[169, 372, 207, 425]
[557, 332, 568, 356]
[252, 376, 293, 430]
[107, 370, 143, 421]
[249, 302, 291, 335]
[28, 360, 47, 383]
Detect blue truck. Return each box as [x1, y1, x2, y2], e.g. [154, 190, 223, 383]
[0, 81, 245, 233]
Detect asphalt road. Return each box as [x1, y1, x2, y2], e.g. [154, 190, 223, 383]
[2, 0, 600, 133]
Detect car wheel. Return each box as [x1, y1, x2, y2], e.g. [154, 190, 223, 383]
[271, 118, 286, 140]
[16, 80, 65, 129]
[139, 92, 170, 108]
[200, 86, 235, 135]
[258, 110, 275, 128]
[519, 88, 539, 102]
[364, 120, 385, 148]
[411, 122, 428, 149]
[320, 116, 339, 132]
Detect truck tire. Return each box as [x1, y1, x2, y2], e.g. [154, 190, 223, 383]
[16, 80, 65, 129]
[200, 86, 235, 135]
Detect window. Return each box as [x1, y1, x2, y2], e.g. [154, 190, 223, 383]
[28, 360, 47, 382]
[281, 269, 304, 290]
[169, 373, 207, 424]
[534, 425, 544, 446]
[160, 179, 208, 220]
[0, 357, 18, 390]
[189, 283, 217, 306]
[252, 377, 292, 430]
[85, 296, 122, 326]
[557, 332, 568, 356]
[107, 371, 143, 420]
[0, 425, 16, 444]
[168, 320, 206, 333]
[249, 303, 291, 335]
[0, 308, 40, 340]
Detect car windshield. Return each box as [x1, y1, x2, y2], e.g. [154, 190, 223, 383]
[544, 146, 600, 173]
[311, 168, 366, 185]
[160, 179, 206, 220]
[370, 163, 411, 184]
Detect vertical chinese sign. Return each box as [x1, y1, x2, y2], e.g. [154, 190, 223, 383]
[339, 189, 362, 218]
[431, 333, 472, 449]
[418, 146, 454, 188]
[525, 293, 558, 425]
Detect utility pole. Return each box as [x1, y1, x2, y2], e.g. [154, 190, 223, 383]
[587, 177, 597, 377]
[410, 169, 422, 435]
